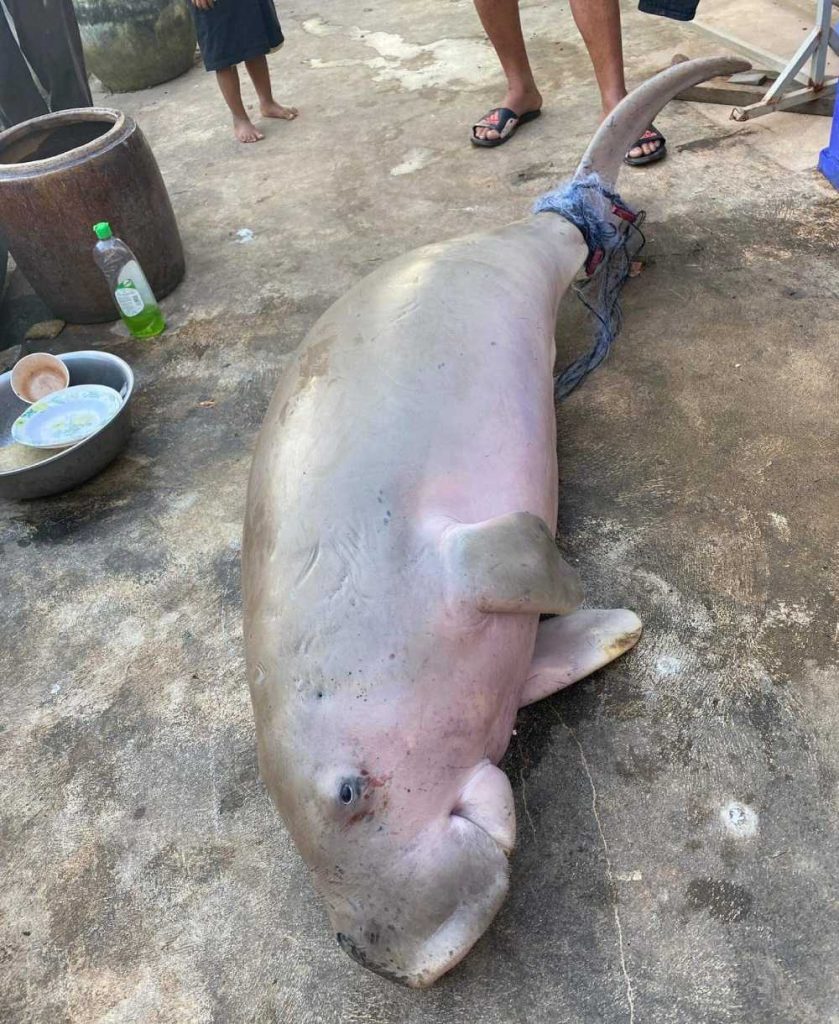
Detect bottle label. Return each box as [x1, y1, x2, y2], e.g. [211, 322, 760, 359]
[114, 261, 157, 319]
[115, 282, 145, 317]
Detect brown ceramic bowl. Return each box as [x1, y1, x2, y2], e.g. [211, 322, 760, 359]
[10, 352, 70, 403]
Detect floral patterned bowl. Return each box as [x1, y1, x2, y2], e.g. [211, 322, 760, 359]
[11, 384, 123, 449]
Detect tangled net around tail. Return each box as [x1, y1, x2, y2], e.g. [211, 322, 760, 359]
[533, 173, 645, 401]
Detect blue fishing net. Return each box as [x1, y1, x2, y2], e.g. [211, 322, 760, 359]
[533, 173, 645, 400]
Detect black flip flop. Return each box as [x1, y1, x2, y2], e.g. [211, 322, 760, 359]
[624, 125, 667, 166]
[471, 107, 541, 148]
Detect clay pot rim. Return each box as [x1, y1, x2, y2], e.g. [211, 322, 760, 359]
[0, 107, 129, 175]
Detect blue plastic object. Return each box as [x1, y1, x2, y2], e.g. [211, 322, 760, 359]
[818, 87, 839, 189]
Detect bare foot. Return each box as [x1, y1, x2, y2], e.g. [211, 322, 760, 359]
[260, 100, 299, 120]
[626, 129, 663, 161]
[472, 87, 541, 143]
[233, 116, 265, 143]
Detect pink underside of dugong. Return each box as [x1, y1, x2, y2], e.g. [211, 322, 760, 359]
[242, 55, 750, 988]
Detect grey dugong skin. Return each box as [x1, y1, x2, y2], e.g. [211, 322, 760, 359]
[242, 56, 750, 988]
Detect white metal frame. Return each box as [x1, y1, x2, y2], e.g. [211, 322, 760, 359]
[692, 0, 839, 119]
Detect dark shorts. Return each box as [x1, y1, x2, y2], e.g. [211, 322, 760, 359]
[191, 0, 284, 72]
[638, 0, 700, 21]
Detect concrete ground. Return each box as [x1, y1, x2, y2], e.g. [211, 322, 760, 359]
[1, 0, 838, 1021]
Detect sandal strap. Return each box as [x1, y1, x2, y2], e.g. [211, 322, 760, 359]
[472, 107, 520, 138]
[635, 127, 665, 146]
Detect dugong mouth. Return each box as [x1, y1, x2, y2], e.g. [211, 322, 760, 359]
[331, 817, 511, 988]
[336, 903, 497, 990]
[336, 932, 420, 986]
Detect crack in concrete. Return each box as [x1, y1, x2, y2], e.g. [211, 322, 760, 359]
[556, 711, 636, 1024]
[518, 761, 537, 843]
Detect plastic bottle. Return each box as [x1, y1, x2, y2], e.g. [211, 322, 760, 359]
[92, 222, 166, 338]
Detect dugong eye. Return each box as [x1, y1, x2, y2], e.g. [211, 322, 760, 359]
[339, 782, 355, 805]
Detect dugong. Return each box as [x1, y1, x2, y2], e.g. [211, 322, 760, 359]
[243, 57, 747, 987]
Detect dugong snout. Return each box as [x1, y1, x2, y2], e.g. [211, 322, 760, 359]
[326, 813, 511, 987]
[336, 932, 413, 986]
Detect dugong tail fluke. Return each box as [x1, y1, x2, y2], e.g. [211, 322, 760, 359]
[576, 56, 751, 184]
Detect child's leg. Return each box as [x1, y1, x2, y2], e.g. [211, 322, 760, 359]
[244, 55, 298, 120]
[216, 64, 265, 143]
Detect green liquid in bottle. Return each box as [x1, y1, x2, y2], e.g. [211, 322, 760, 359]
[122, 303, 166, 338]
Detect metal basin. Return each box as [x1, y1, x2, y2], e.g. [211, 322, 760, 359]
[0, 350, 133, 500]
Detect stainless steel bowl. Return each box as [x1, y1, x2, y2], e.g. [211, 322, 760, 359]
[0, 350, 133, 500]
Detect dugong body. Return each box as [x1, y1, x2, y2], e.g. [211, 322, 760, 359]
[243, 57, 747, 987]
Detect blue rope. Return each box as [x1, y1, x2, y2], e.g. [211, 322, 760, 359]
[533, 173, 644, 400]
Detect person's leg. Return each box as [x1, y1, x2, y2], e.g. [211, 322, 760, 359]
[244, 54, 298, 120]
[472, 0, 541, 141]
[0, 6, 48, 128]
[5, 0, 92, 113]
[216, 65, 265, 142]
[568, 0, 661, 158]
[52, 0, 94, 108]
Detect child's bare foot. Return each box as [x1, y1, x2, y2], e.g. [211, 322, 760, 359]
[234, 116, 265, 143]
[260, 100, 298, 120]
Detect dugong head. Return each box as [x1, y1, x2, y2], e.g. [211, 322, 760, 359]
[256, 708, 516, 988]
[327, 807, 511, 987]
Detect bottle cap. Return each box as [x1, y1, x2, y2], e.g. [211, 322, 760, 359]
[93, 221, 113, 240]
